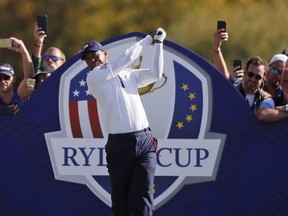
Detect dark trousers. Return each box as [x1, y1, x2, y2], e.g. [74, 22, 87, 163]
[105, 128, 158, 216]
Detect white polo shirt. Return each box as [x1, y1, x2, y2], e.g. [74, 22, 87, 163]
[86, 36, 163, 134]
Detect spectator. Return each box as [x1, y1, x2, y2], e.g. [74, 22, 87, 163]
[0, 63, 20, 115]
[256, 68, 288, 123]
[0, 37, 35, 114]
[213, 29, 270, 113]
[33, 65, 55, 87]
[262, 54, 287, 97]
[32, 23, 66, 70]
[17, 65, 55, 102]
[42, 47, 66, 69]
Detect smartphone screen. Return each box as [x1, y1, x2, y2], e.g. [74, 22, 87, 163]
[233, 59, 242, 69]
[0, 38, 12, 48]
[26, 78, 36, 88]
[37, 15, 48, 35]
[217, 20, 226, 32]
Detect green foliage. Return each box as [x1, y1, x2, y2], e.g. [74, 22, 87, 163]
[0, 0, 287, 85]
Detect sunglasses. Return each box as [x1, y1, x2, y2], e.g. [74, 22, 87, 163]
[270, 67, 282, 75]
[246, 71, 263, 81]
[0, 74, 12, 81]
[44, 55, 63, 62]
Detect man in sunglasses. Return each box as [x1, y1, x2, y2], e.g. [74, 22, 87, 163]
[256, 68, 288, 123]
[235, 56, 271, 113]
[213, 30, 270, 113]
[32, 23, 66, 70]
[0, 63, 21, 115]
[262, 54, 287, 97]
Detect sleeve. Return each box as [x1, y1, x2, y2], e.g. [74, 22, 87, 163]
[32, 54, 42, 71]
[135, 43, 164, 87]
[259, 98, 275, 109]
[109, 35, 153, 77]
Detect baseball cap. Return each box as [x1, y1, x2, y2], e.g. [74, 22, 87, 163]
[80, 40, 103, 60]
[269, 54, 288, 65]
[33, 65, 55, 78]
[0, 63, 14, 76]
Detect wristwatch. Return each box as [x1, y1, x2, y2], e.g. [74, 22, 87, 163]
[285, 104, 288, 112]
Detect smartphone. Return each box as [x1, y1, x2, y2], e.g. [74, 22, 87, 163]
[37, 14, 48, 35]
[217, 20, 226, 32]
[233, 59, 242, 69]
[0, 38, 12, 48]
[26, 78, 36, 88]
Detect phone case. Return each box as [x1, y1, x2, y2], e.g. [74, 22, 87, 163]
[233, 60, 242, 69]
[26, 78, 36, 87]
[217, 21, 226, 31]
[37, 15, 48, 35]
[0, 38, 12, 48]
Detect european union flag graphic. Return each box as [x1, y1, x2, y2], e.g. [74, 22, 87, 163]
[168, 61, 203, 139]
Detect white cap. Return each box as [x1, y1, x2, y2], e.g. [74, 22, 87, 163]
[269, 54, 288, 65]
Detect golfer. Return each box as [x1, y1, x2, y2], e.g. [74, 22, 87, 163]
[80, 27, 166, 216]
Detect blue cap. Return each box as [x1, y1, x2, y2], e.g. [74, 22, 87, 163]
[0, 63, 14, 76]
[80, 40, 103, 60]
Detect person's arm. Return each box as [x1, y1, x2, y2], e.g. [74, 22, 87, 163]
[8, 37, 35, 101]
[32, 22, 46, 70]
[256, 106, 288, 123]
[9, 37, 34, 78]
[213, 29, 230, 79]
[110, 35, 153, 76]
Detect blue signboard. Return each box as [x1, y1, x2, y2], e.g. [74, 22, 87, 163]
[0, 32, 287, 216]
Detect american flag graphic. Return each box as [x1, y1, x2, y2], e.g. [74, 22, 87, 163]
[69, 67, 103, 138]
[168, 62, 203, 139]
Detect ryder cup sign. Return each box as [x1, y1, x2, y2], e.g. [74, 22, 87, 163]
[45, 33, 226, 209]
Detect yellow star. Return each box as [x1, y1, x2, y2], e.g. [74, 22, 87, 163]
[185, 115, 192, 122]
[181, 84, 189, 91]
[190, 104, 197, 111]
[188, 92, 196, 100]
[176, 121, 184, 129]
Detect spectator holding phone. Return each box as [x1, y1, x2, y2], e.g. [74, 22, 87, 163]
[213, 27, 270, 114]
[213, 28, 244, 83]
[32, 22, 66, 70]
[33, 65, 55, 87]
[256, 68, 288, 123]
[0, 37, 35, 114]
[18, 22, 66, 102]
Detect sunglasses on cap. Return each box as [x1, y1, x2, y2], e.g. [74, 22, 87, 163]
[270, 67, 282, 75]
[44, 55, 63, 62]
[0, 74, 12, 81]
[246, 71, 263, 81]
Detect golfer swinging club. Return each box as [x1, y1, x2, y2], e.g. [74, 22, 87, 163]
[80, 27, 166, 216]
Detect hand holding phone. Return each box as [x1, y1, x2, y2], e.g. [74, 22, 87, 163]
[37, 14, 48, 35]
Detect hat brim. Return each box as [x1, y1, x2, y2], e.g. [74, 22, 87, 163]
[0, 71, 14, 76]
[33, 71, 51, 78]
[81, 49, 102, 60]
